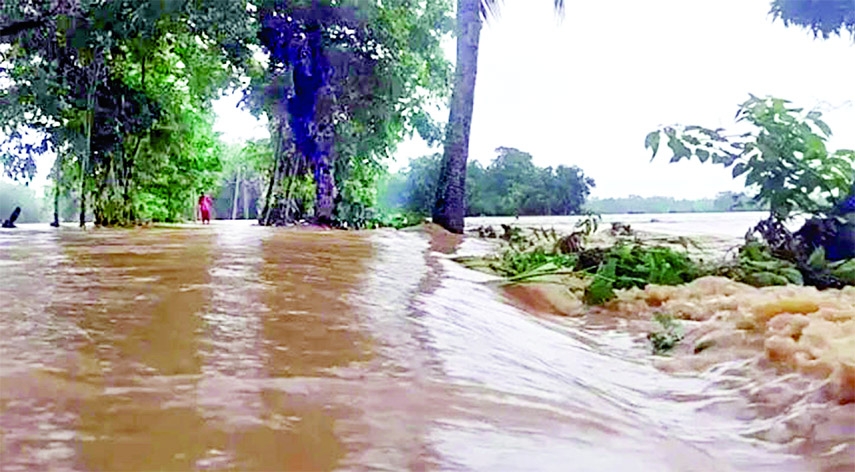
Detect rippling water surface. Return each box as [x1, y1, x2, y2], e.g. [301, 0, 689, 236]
[0, 216, 852, 471]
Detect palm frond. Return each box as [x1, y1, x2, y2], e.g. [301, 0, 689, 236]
[479, 0, 501, 20]
[479, 0, 565, 21]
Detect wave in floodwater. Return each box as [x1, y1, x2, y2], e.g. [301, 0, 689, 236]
[0, 219, 852, 471]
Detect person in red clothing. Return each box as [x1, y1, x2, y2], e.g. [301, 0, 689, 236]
[197, 193, 213, 224]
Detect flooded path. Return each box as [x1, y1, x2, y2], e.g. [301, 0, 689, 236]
[1, 221, 852, 471]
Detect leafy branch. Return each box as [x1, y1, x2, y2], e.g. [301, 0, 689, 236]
[645, 94, 855, 221]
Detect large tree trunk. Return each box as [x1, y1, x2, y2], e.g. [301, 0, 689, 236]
[432, 0, 482, 234]
[312, 91, 337, 225]
[313, 160, 335, 224]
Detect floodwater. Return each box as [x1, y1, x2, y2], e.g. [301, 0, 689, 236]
[467, 211, 806, 241]
[0, 215, 852, 471]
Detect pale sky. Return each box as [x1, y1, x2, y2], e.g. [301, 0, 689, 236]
[12, 0, 855, 200]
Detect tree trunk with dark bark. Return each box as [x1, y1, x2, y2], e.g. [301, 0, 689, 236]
[261, 121, 285, 225]
[313, 160, 335, 224]
[311, 88, 338, 225]
[51, 158, 61, 227]
[432, 0, 482, 234]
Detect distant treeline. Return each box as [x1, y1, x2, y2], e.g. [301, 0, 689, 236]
[381, 147, 596, 216]
[379, 147, 765, 218]
[585, 193, 765, 214]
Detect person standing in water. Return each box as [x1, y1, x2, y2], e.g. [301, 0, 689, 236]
[197, 193, 213, 224]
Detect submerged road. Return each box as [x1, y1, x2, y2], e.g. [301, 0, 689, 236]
[0, 221, 850, 471]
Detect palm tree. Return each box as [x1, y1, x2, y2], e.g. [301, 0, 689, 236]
[432, 0, 565, 234]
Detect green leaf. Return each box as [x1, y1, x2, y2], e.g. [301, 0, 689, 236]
[745, 271, 790, 287]
[696, 148, 710, 163]
[645, 131, 661, 161]
[779, 267, 804, 285]
[830, 259, 855, 284]
[814, 119, 833, 138]
[732, 162, 748, 178]
[666, 137, 691, 162]
[584, 258, 617, 306]
[807, 246, 827, 270]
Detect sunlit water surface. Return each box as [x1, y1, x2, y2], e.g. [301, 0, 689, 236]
[0, 214, 852, 471]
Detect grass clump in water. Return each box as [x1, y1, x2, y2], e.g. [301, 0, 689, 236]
[480, 234, 701, 305]
[647, 313, 684, 355]
[491, 249, 578, 279]
[711, 241, 804, 287]
[468, 217, 703, 305]
[579, 243, 701, 305]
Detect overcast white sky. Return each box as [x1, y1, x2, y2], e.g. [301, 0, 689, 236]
[454, 0, 855, 199]
[14, 0, 855, 200]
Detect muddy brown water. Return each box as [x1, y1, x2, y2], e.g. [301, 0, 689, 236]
[0, 219, 852, 471]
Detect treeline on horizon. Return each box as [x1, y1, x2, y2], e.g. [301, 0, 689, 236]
[380, 147, 595, 217]
[587, 193, 765, 215]
[378, 146, 765, 217]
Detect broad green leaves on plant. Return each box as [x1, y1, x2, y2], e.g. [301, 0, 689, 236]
[645, 95, 855, 220]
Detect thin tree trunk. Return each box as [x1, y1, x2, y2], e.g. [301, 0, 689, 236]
[124, 136, 143, 224]
[231, 168, 241, 220]
[80, 110, 91, 228]
[51, 152, 61, 227]
[52, 171, 60, 227]
[432, 0, 482, 234]
[80, 58, 102, 228]
[261, 160, 278, 225]
[242, 174, 249, 219]
[281, 149, 307, 223]
[261, 122, 284, 225]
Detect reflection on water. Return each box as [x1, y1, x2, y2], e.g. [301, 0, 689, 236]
[0, 218, 852, 471]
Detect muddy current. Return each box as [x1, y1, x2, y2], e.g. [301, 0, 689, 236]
[0, 219, 853, 471]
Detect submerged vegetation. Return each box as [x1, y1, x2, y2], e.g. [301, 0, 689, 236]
[647, 313, 684, 355]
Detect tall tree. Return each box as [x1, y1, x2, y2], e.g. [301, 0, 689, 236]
[432, 0, 565, 234]
[249, 0, 451, 227]
[396, 147, 594, 217]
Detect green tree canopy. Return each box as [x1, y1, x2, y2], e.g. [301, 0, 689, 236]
[3, 0, 454, 227]
[390, 146, 595, 217]
[245, 0, 453, 227]
[1, 0, 255, 225]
